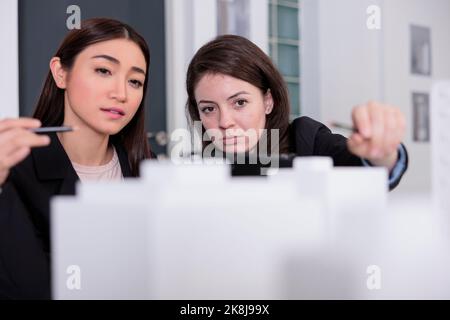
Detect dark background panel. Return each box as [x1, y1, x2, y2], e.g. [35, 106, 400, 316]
[19, 0, 166, 154]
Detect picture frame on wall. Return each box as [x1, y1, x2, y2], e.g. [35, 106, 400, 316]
[412, 92, 430, 143]
[410, 25, 432, 76]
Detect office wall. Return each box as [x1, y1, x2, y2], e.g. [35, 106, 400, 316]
[301, 0, 385, 148]
[0, 0, 19, 118]
[165, 0, 217, 146]
[302, 0, 450, 193]
[382, 0, 450, 193]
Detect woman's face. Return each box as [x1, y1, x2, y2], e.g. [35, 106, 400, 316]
[194, 73, 273, 153]
[54, 38, 147, 136]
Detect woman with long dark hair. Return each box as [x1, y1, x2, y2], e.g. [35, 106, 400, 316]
[186, 35, 408, 188]
[0, 18, 152, 299]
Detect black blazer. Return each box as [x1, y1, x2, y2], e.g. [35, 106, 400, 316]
[0, 133, 133, 299]
[289, 116, 408, 189]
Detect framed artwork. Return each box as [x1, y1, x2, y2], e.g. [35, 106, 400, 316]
[410, 25, 432, 76]
[412, 92, 430, 143]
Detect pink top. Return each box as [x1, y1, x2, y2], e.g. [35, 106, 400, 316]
[72, 147, 123, 182]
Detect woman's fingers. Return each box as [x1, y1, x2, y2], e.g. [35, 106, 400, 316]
[0, 147, 31, 169]
[385, 108, 400, 156]
[0, 168, 9, 185]
[347, 133, 370, 157]
[348, 102, 406, 163]
[352, 105, 372, 139]
[367, 102, 385, 159]
[0, 118, 41, 133]
[0, 118, 51, 185]
[0, 127, 50, 155]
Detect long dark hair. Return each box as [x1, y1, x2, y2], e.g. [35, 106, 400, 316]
[186, 35, 291, 154]
[33, 18, 152, 176]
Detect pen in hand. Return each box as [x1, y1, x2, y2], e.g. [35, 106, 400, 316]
[329, 122, 359, 133]
[29, 126, 74, 134]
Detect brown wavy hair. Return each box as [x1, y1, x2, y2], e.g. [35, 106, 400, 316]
[186, 35, 291, 154]
[33, 18, 152, 176]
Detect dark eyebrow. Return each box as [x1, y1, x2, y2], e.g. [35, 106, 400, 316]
[91, 55, 146, 76]
[198, 100, 217, 105]
[227, 91, 250, 101]
[198, 91, 250, 105]
[130, 66, 146, 76]
[92, 54, 119, 64]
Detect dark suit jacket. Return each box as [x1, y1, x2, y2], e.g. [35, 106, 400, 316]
[289, 117, 408, 189]
[0, 133, 133, 300]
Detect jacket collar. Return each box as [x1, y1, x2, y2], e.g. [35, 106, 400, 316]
[32, 133, 133, 183]
[115, 142, 133, 177]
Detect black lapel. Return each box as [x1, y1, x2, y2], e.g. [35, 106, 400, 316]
[32, 133, 134, 189]
[114, 142, 133, 178]
[32, 133, 79, 195]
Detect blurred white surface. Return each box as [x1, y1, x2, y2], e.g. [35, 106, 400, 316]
[51, 158, 449, 299]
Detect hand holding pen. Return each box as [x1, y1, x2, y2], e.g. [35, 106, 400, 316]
[0, 118, 74, 186]
[330, 101, 406, 170]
